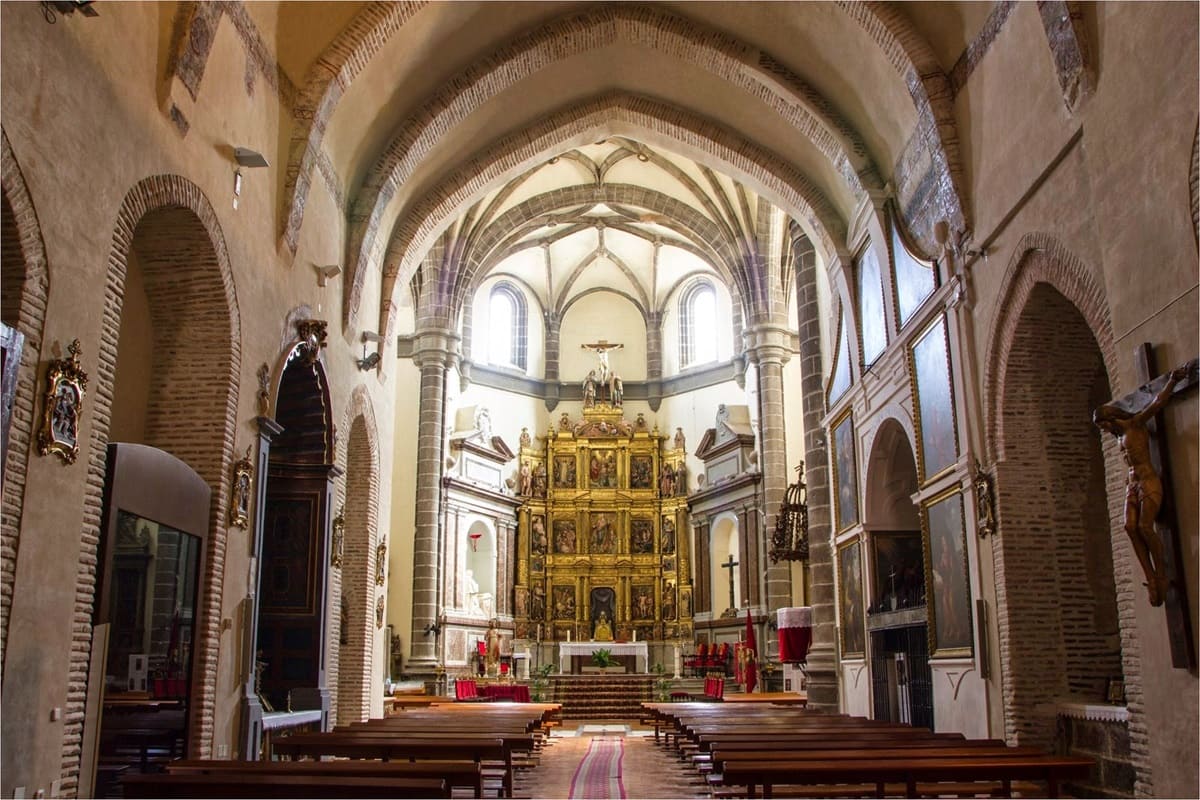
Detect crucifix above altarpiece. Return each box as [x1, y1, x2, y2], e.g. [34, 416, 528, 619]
[511, 404, 693, 646]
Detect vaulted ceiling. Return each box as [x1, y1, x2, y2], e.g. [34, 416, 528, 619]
[203, 2, 985, 338]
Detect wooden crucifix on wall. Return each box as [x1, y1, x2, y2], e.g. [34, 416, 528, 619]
[1092, 345, 1197, 669]
[721, 554, 739, 613]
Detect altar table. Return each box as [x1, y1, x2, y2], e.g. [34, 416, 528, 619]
[558, 641, 649, 673]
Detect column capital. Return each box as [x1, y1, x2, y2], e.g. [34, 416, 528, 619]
[742, 322, 793, 366]
[412, 327, 461, 370]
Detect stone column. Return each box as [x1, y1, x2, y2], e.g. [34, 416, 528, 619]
[743, 323, 792, 614]
[791, 229, 838, 711]
[407, 328, 459, 674]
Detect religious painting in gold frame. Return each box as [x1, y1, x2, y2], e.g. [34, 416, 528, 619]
[631, 583, 655, 620]
[589, 512, 617, 554]
[37, 339, 88, 464]
[909, 314, 959, 483]
[837, 538, 866, 659]
[551, 585, 576, 620]
[552, 518, 577, 554]
[553, 454, 576, 488]
[830, 408, 859, 532]
[630, 454, 654, 489]
[922, 488, 973, 658]
[587, 449, 618, 489]
[630, 518, 655, 554]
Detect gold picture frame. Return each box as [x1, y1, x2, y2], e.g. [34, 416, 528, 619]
[229, 446, 253, 528]
[922, 487, 974, 658]
[375, 540, 387, 585]
[37, 339, 88, 464]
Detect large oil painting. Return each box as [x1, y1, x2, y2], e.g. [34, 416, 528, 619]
[858, 246, 887, 366]
[911, 315, 958, 480]
[837, 538, 865, 658]
[924, 489, 973, 656]
[831, 410, 859, 531]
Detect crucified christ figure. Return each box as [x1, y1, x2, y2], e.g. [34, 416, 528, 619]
[1093, 365, 1187, 606]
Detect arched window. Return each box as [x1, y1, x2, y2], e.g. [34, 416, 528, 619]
[679, 280, 718, 368]
[488, 282, 527, 370]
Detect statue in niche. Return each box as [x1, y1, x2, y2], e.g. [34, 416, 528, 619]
[661, 518, 676, 554]
[519, 461, 532, 496]
[660, 463, 675, 497]
[1093, 365, 1188, 606]
[530, 583, 545, 621]
[674, 427, 686, 450]
[593, 611, 613, 641]
[674, 463, 687, 496]
[531, 515, 548, 555]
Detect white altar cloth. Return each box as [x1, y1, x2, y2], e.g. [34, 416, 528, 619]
[558, 641, 649, 673]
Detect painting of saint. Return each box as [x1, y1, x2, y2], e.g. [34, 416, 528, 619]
[832, 412, 859, 531]
[554, 455, 576, 488]
[661, 518, 676, 553]
[553, 519, 576, 554]
[552, 586, 576, 620]
[631, 519, 655, 554]
[911, 316, 958, 480]
[925, 491, 972, 655]
[871, 532, 925, 612]
[590, 512, 617, 554]
[838, 539, 865, 658]
[589, 450, 617, 488]
[632, 585, 655, 620]
[630, 455, 654, 490]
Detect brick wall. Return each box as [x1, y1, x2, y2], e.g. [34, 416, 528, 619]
[0, 131, 49, 679]
[335, 390, 380, 725]
[61, 176, 241, 794]
[984, 239, 1149, 793]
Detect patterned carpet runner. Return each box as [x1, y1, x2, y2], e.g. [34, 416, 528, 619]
[567, 737, 626, 799]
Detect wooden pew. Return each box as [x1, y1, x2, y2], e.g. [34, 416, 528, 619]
[122, 772, 447, 798]
[718, 753, 1094, 799]
[163, 758, 484, 798]
[272, 733, 528, 797]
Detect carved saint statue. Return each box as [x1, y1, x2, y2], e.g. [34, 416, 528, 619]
[593, 611, 613, 641]
[1093, 365, 1188, 606]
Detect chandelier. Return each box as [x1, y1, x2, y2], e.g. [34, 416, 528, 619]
[769, 462, 809, 563]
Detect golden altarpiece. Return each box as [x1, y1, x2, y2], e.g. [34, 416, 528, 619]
[512, 403, 693, 647]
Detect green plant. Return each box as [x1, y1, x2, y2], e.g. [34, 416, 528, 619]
[591, 648, 615, 668]
[652, 662, 675, 701]
[530, 663, 554, 701]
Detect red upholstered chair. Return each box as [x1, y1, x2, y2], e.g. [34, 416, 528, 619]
[707, 642, 731, 675]
[684, 642, 708, 677]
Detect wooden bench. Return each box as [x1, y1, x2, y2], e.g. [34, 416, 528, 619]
[122, 772, 448, 798]
[163, 757, 484, 798]
[718, 753, 1094, 798]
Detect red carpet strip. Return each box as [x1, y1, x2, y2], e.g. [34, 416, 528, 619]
[567, 737, 626, 799]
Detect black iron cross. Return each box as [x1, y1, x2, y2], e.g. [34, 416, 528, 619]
[721, 554, 739, 611]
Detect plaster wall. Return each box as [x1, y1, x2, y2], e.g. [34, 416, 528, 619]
[0, 3, 399, 791]
[840, 661, 871, 718]
[955, 4, 1198, 795]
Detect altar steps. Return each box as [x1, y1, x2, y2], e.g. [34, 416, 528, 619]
[550, 675, 655, 720]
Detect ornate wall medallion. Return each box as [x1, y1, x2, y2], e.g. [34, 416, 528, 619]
[330, 506, 345, 568]
[229, 445, 254, 528]
[37, 339, 88, 464]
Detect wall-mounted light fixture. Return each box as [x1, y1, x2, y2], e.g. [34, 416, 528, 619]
[41, 0, 98, 23]
[357, 331, 384, 371]
[231, 147, 269, 210]
[314, 264, 341, 287]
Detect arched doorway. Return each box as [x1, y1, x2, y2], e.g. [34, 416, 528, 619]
[464, 520, 496, 619]
[256, 343, 334, 723]
[710, 515, 741, 616]
[994, 283, 1124, 755]
[862, 419, 931, 728]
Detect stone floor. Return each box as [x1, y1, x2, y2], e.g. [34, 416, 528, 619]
[512, 721, 709, 799]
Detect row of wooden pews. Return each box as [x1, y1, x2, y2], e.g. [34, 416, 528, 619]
[123, 701, 562, 798]
[642, 702, 1094, 799]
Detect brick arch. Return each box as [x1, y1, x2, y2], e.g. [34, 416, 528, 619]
[834, 1, 968, 242]
[0, 129, 50, 677]
[982, 237, 1150, 792]
[341, 3, 877, 304]
[334, 385, 381, 725]
[367, 92, 847, 338]
[62, 175, 241, 792]
[983, 233, 1118, 464]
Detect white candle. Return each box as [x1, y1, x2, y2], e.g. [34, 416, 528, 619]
[567, 628, 571, 642]
[632, 628, 637, 642]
